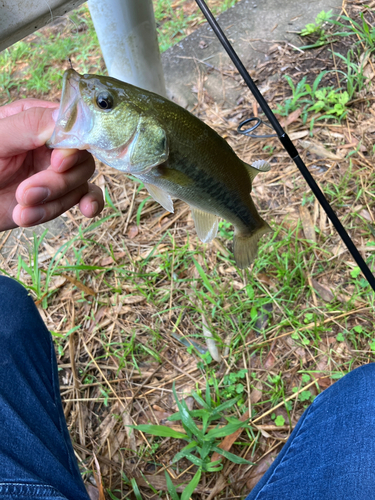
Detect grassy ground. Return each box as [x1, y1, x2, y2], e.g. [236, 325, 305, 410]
[0, 0, 375, 498]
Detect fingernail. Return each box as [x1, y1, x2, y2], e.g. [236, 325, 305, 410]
[52, 109, 59, 122]
[24, 187, 50, 205]
[21, 207, 45, 226]
[91, 201, 99, 216]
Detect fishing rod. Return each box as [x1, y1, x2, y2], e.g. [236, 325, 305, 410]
[195, 0, 375, 294]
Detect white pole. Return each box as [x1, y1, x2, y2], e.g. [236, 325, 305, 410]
[88, 0, 166, 97]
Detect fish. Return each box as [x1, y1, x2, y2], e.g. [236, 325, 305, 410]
[47, 69, 272, 268]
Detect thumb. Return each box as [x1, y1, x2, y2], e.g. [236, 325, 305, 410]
[0, 106, 57, 158]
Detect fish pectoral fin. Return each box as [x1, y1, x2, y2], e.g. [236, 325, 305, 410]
[244, 159, 271, 184]
[129, 116, 169, 174]
[251, 159, 271, 172]
[145, 183, 174, 213]
[233, 220, 272, 269]
[191, 208, 218, 243]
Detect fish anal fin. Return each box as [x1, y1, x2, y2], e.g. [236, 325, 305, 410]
[191, 208, 218, 243]
[144, 183, 174, 213]
[233, 220, 272, 269]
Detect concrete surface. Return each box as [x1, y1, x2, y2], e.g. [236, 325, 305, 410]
[162, 0, 342, 108]
[0, 0, 342, 260]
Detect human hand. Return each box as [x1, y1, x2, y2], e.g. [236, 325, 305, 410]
[0, 99, 104, 232]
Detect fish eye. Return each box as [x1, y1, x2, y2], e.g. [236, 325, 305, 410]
[96, 92, 114, 110]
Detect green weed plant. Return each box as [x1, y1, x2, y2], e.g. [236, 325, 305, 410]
[299, 9, 335, 49]
[131, 381, 252, 495]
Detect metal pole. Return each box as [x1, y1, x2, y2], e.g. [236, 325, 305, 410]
[88, 0, 167, 97]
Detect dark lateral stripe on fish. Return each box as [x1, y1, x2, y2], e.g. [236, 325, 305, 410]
[171, 153, 259, 230]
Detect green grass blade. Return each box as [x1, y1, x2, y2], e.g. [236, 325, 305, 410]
[130, 478, 143, 500]
[192, 258, 215, 295]
[212, 446, 255, 465]
[172, 441, 198, 463]
[181, 469, 202, 500]
[183, 453, 204, 467]
[205, 378, 212, 408]
[131, 424, 188, 440]
[168, 409, 208, 421]
[164, 471, 180, 500]
[191, 390, 210, 410]
[205, 420, 248, 440]
[136, 196, 151, 226]
[104, 186, 120, 214]
[172, 383, 204, 440]
[214, 397, 241, 413]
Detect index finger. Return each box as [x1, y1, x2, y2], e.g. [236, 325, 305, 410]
[0, 99, 58, 119]
[0, 106, 57, 157]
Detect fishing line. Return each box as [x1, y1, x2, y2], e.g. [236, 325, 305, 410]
[194, 0, 375, 294]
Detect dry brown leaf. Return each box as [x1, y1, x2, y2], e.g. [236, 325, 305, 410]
[205, 474, 228, 500]
[356, 117, 375, 134]
[264, 343, 276, 369]
[127, 224, 139, 239]
[99, 251, 126, 266]
[122, 410, 137, 452]
[86, 484, 99, 500]
[257, 272, 277, 290]
[299, 140, 344, 160]
[202, 314, 221, 362]
[289, 130, 309, 140]
[98, 403, 121, 447]
[211, 410, 249, 463]
[139, 410, 172, 425]
[120, 295, 146, 305]
[280, 108, 302, 127]
[135, 474, 209, 494]
[246, 453, 278, 491]
[250, 381, 263, 404]
[360, 209, 373, 222]
[88, 306, 109, 334]
[212, 237, 230, 257]
[96, 173, 106, 197]
[299, 206, 316, 243]
[311, 278, 334, 302]
[93, 455, 106, 500]
[61, 274, 97, 296]
[315, 375, 332, 390]
[137, 244, 169, 260]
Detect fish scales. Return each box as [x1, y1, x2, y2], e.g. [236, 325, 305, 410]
[138, 151, 260, 235]
[47, 69, 272, 268]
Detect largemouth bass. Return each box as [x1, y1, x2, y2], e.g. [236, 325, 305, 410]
[48, 69, 272, 268]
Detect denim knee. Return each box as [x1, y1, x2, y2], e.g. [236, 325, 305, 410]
[0, 275, 31, 308]
[312, 362, 375, 409]
[0, 275, 47, 343]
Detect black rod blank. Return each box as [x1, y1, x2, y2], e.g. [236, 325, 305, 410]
[195, 0, 375, 293]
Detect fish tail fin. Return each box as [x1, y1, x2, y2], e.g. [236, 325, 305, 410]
[233, 221, 272, 269]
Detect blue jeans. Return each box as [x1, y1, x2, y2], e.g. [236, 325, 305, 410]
[1, 275, 374, 499]
[245, 363, 375, 499]
[0, 276, 89, 500]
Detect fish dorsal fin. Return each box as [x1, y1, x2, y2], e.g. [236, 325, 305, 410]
[191, 208, 218, 243]
[144, 183, 174, 213]
[244, 159, 271, 183]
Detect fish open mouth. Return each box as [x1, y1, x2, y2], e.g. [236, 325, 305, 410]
[47, 69, 90, 149]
